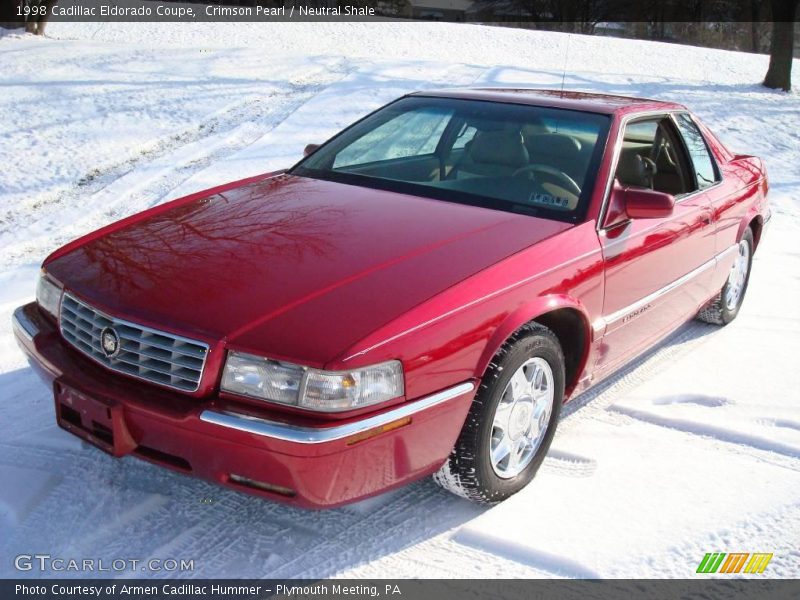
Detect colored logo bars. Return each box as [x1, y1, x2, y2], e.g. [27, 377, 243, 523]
[696, 553, 773, 574]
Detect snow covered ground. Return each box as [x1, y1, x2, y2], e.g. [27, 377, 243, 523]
[0, 22, 798, 579]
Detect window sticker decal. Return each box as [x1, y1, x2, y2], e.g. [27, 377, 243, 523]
[529, 192, 570, 209]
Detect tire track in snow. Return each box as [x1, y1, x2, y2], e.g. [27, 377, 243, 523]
[610, 404, 800, 461]
[561, 320, 721, 422]
[541, 449, 597, 478]
[0, 437, 476, 578]
[530, 319, 724, 484]
[265, 483, 481, 579]
[0, 81, 334, 268]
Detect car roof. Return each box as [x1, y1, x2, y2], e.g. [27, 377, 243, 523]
[409, 88, 686, 116]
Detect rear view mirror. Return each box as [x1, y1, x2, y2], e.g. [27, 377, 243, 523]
[304, 144, 320, 157]
[623, 187, 675, 219]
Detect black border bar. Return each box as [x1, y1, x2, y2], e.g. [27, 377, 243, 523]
[2, 0, 798, 24]
[4, 580, 800, 600]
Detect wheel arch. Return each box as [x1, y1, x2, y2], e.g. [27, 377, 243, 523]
[475, 296, 593, 398]
[746, 214, 764, 251]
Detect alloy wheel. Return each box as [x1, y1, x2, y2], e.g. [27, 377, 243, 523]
[490, 357, 554, 479]
[725, 239, 750, 311]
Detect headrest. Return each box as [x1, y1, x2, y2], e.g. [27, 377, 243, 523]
[617, 154, 657, 188]
[525, 133, 582, 157]
[467, 131, 529, 168]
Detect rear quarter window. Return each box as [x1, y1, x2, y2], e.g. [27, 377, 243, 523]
[674, 113, 719, 189]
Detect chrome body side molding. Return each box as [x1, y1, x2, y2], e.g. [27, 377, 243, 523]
[599, 244, 737, 330]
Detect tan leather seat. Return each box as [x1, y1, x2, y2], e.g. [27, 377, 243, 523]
[616, 150, 656, 189]
[451, 130, 529, 179]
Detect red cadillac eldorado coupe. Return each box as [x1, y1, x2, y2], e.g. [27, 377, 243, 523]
[13, 90, 770, 508]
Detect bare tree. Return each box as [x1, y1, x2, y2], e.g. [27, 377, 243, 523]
[763, 0, 798, 91]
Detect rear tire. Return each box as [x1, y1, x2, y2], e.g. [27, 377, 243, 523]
[433, 323, 564, 504]
[697, 228, 753, 325]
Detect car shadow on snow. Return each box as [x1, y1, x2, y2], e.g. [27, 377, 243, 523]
[0, 364, 486, 580]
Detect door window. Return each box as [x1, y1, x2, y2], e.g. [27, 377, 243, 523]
[615, 117, 693, 196]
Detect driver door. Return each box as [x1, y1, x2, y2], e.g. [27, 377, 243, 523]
[594, 115, 716, 376]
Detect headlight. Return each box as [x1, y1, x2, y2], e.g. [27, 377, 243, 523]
[36, 271, 63, 319]
[221, 353, 303, 406]
[220, 351, 404, 412]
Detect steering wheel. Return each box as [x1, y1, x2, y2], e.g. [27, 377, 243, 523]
[511, 163, 582, 197]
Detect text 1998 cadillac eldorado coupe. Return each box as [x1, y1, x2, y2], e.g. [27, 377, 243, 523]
[13, 89, 770, 507]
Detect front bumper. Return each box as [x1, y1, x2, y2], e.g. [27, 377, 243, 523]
[12, 303, 476, 508]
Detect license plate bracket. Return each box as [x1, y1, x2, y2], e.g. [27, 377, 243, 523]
[54, 381, 136, 457]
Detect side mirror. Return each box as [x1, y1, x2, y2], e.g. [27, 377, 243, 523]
[303, 143, 320, 157]
[623, 187, 675, 219]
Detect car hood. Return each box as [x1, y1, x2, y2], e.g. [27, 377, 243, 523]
[47, 174, 571, 365]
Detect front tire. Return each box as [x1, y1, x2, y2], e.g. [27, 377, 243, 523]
[433, 323, 564, 504]
[697, 228, 754, 325]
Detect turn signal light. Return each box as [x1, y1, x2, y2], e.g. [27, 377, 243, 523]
[345, 416, 412, 446]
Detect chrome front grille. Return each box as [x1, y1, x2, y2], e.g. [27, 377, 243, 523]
[59, 293, 209, 392]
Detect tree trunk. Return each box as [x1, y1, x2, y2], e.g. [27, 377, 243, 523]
[36, 0, 58, 35]
[750, 22, 760, 53]
[751, 0, 762, 52]
[763, 0, 798, 91]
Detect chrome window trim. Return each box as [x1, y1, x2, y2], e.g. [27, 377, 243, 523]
[200, 381, 476, 444]
[59, 292, 210, 393]
[596, 109, 725, 231]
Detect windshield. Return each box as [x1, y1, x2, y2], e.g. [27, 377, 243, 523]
[291, 96, 611, 223]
